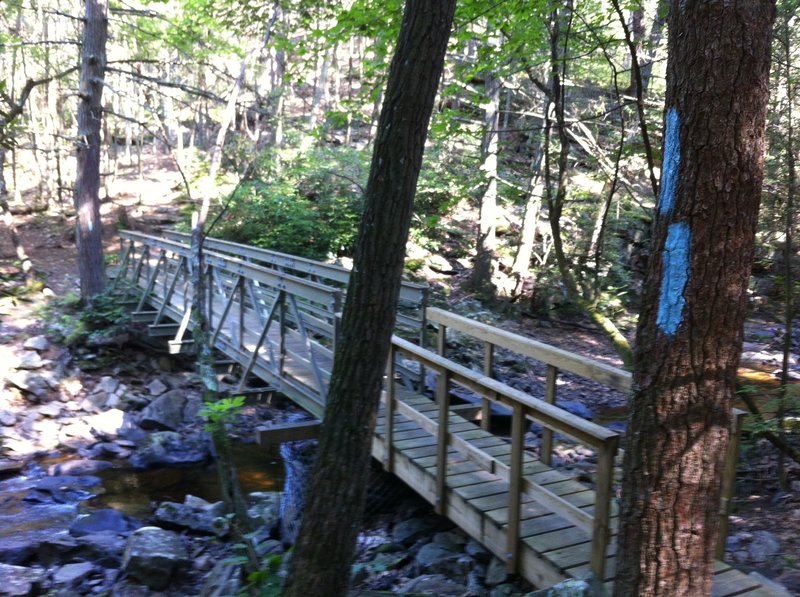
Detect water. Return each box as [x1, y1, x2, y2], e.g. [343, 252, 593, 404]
[89, 443, 285, 519]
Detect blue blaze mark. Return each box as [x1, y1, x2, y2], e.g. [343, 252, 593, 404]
[656, 222, 691, 337]
[659, 107, 681, 215]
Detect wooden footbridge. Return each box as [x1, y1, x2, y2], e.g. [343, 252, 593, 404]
[112, 230, 779, 596]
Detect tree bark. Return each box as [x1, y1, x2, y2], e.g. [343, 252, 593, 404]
[281, 1, 456, 595]
[74, 0, 108, 300]
[615, 3, 776, 595]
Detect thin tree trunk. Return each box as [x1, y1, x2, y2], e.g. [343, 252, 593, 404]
[282, 1, 456, 594]
[615, 3, 776, 595]
[0, 148, 33, 285]
[74, 0, 108, 300]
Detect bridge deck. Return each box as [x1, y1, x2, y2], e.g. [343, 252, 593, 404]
[112, 230, 779, 595]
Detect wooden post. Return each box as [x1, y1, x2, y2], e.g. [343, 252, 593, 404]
[716, 409, 745, 558]
[437, 323, 447, 357]
[482, 341, 494, 430]
[541, 365, 558, 465]
[237, 276, 245, 349]
[590, 434, 618, 580]
[278, 291, 287, 377]
[384, 343, 397, 473]
[506, 401, 525, 573]
[435, 367, 451, 515]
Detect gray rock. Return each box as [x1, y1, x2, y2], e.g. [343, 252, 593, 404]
[75, 532, 127, 566]
[397, 574, 468, 596]
[130, 431, 210, 469]
[414, 541, 465, 576]
[7, 371, 48, 398]
[36, 402, 61, 418]
[139, 389, 202, 430]
[557, 400, 593, 420]
[465, 538, 491, 563]
[16, 350, 44, 370]
[248, 492, 281, 529]
[393, 516, 432, 545]
[748, 530, 781, 563]
[185, 494, 226, 517]
[23, 335, 49, 352]
[525, 578, 595, 596]
[147, 378, 168, 396]
[97, 376, 119, 395]
[0, 410, 16, 426]
[122, 526, 190, 590]
[53, 561, 95, 587]
[485, 556, 507, 586]
[0, 563, 46, 596]
[70, 508, 137, 537]
[48, 459, 113, 476]
[155, 501, 229, 536]
[432, 530, 467, 550]
[84, 408, 137, 439]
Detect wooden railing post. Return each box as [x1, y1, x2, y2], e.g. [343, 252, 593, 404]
[717, 409, 745, 558]
[541, 365, 558, 465]
[437, 323, 447, 358]
[435, 367, 451, 515]
[507, 402, 525, 573]
[482, 341, 494, 430]
[590, 434, 618, 580]
[278, 291, 287, 377]
[384, 343, 397, 473]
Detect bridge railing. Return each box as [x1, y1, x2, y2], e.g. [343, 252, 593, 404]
[114, 230, 342, 414]
[424, 307, 745, 562]
[384, 336, 619, 580]
[160, 229, 429, 340]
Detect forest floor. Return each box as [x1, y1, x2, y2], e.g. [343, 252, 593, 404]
[1, 148, 799, 593]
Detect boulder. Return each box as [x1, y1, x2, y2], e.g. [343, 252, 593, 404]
[748, 530, 781, 563]
[122, 526, 190, 590]
[396, 574, 468, 596]
[47, 459, 113, 476]
[84, 409, 138, 439]
[52, 561, 95, 588]
[0, 563, 46, 596]
[414, 541, 466, 576]
[248, 491, 281, 529]
[70, 508, 138, 537]
[23, 336, 49, 352]
[75, 531, 127, 567]
[146, 378, 168, 396]
[155, 500, 229, 537]
[139, 389, 202, 431]
[129, 431, 211, 469]
[393, 516, 434, 545]
[16, 350, 45, 370]
[0, 410, 16, 426]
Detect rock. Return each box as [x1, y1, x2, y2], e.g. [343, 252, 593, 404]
[28, 475, 101, 504]
[147, 378, 168, 396]
[248, 491, 281, 528]
[122, 526, 190, 590]
[16, 350, 44, 370]
[53, 561, 95, 588]
[75, 531, 127, 567]
[70, 508, 137, 537]
[557, 400, 594, 420]
[393, 517, 433, 545]
[155, 500, 229, 536]
[97, 376, 119, 395]
[0, 562, 46, 595]
[0, 502, 78, 563]
[84, 408, 137, 439]
[465, 538, 491, 563]
[7, 371, 48, 398]
[414, 541, 465, 576]
[185, 494, 226, 517]
[0, 458, 25, 473]
[396, 574, 468, 596]
[36, 402, 61, 418]
[485, 556, 507, 586]
[0, 410, 16, 426]
[776, 569, 800, 594]
[432, 530, 467, 551]
[47, 459, 113, 476]
[139, 389, 202, 430]
[23, 335, 49, 352]
[748, 530, 780, 563]
[130, 431, 211, 469]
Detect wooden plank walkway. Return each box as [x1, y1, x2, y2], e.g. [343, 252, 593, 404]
[112, 231, 781, 596]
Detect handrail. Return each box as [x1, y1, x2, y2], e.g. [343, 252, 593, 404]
[387, 335, 618, 579]
[160, 229, 428, 308]
[427, 307, 632, 391]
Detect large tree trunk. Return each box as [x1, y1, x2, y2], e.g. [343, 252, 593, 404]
[281, 1, 456, 595]
[74, 0, 108, 300]
[615, 2, 775, 595]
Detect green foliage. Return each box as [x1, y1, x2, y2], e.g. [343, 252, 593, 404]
[46, 291, 129, 347]
[199, 395, 245, 431]
[214, 145, 366, 259]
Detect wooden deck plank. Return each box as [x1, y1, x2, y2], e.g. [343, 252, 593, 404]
[711, 569, 763, 597]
